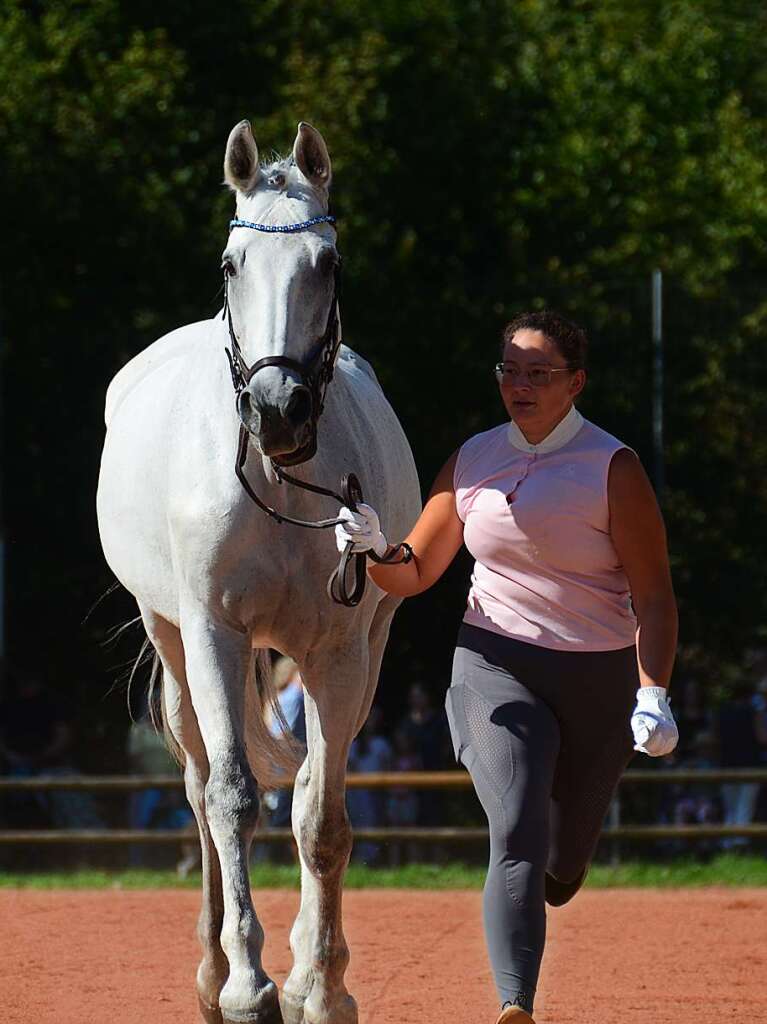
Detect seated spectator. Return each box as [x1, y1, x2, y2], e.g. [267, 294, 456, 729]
[347, 705, 392, 865]
[673, 676, 713, 757]
[269, 655, 306, 744]
[256, 656, 306, 863]
[127, 705, 195, 870]
[748, 649, 767, 731]
[398, 682, 448, 771]
[718, 681, 767, 850]
[396, 683, 451, 855]
[386, 727, 423, 866]
[0, 674, 101, 830]
[0, 674, 72, 778]
[672, 730, 719, 825]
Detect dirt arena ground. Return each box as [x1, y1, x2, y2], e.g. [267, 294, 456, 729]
[2, 888, 766, 1023]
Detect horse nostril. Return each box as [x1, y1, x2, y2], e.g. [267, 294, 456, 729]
[238, 390, 254, 421]
[284, 387, 312, 427]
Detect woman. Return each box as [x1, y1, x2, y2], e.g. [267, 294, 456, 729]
[335, 311, 679, 1024]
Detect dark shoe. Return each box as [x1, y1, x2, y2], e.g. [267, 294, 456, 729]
[545, 865, 588, 906]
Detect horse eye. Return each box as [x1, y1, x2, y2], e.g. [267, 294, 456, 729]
[221, 257, 236, 277]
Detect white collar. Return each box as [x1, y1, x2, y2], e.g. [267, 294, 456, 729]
[507, 405, 584, 454]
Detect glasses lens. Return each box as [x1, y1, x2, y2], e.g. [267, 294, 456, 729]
[496, 364, 517, 380]
[496, 363, 550, 386]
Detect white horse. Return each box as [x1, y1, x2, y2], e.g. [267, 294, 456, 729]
[97, 120, 420, 1024]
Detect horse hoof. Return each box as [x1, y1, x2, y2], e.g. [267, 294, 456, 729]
[221, 1012, 283, 1024]
[220, 1002, 284, 1024]
[279, 993, 305, 1024]
[199, 996, 224, 1024]
[299, 993, 357, 1024]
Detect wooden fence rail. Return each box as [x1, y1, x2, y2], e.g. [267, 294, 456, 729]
[0, 768, 766, 791]
[0, 824, 765, 845]
[1, 770, 765, 845]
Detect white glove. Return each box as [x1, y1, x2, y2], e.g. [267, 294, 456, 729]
[334, 503, 388, 558]
[631, 686, 679, 757]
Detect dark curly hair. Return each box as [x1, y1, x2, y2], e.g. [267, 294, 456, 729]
[501, 311, 588, 370]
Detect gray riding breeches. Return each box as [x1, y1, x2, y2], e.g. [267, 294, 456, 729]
[446, 623, 638, 1010]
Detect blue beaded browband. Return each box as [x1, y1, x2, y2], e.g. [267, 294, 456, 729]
[229, 215, 336, 234]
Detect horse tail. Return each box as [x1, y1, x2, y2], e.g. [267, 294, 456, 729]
[146, 646, 187, 769]
[244, 648, 305, 790]
[142, 640, 302, 786]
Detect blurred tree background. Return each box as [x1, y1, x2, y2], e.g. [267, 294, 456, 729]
[1, 0, 766, 766]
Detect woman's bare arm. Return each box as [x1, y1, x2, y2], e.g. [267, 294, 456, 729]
[367, 450, 465, 597]
[608, 448, 678, 690]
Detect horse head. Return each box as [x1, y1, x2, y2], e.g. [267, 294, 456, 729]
[221, 120, 340, 462]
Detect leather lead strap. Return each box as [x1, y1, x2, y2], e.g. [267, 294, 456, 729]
[235, 437, 410, 608]
[234, 426, 348, 530]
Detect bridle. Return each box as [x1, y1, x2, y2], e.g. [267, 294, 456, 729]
[221, 214, 412, 607]
[223, 214, 341, 468]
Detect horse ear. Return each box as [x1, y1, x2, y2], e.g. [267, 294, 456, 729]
[292, 122, 332, 189]
[224, 120, 261, 193]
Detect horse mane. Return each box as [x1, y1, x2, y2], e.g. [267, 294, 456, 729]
[259, 154, 301, 191]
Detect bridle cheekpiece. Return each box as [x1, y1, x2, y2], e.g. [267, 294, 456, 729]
[222, 214, 340, 467]
[220, 212, 412, 607]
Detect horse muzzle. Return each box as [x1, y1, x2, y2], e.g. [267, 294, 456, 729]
[237, 383, 314, 457]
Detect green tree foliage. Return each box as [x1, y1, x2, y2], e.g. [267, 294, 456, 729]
[2, 1, 766, 748]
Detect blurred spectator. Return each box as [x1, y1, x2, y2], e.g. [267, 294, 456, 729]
[0, 675, 72, 777]
[754, 678, 767, 720]
[672, 730, 720, 827]
[673, 677, 712, 757]
[256, 656, 306, 863]
[751, 660, 767, 825]
[386, 726, 422, 866]
[397, 683, 448, 771]
[396, 684, 450, 854]
[0, 675, 101, 830]
[126, 708, 196, 871]
[717, 681, 767, 849]
[267, 656, 306, 748]
[347, 705, 392, 865]
[748, 650, 767, 735]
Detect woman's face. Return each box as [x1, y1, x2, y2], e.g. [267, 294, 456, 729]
[498, 329, 585, 441]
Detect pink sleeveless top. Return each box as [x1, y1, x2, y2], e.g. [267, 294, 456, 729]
[454, 406, 637, 651]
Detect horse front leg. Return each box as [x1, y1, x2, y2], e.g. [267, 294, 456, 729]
[181, 611, 280, 1024]
[140, 608, 229, 1023]
[280, 655, 366, 1024]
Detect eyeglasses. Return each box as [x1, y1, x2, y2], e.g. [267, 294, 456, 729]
[494, 362, 574, 387]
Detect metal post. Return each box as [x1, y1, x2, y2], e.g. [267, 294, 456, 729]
[651, 269, 664, 497]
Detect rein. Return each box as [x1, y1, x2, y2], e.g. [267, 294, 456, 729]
[222, 214, 411, 607]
